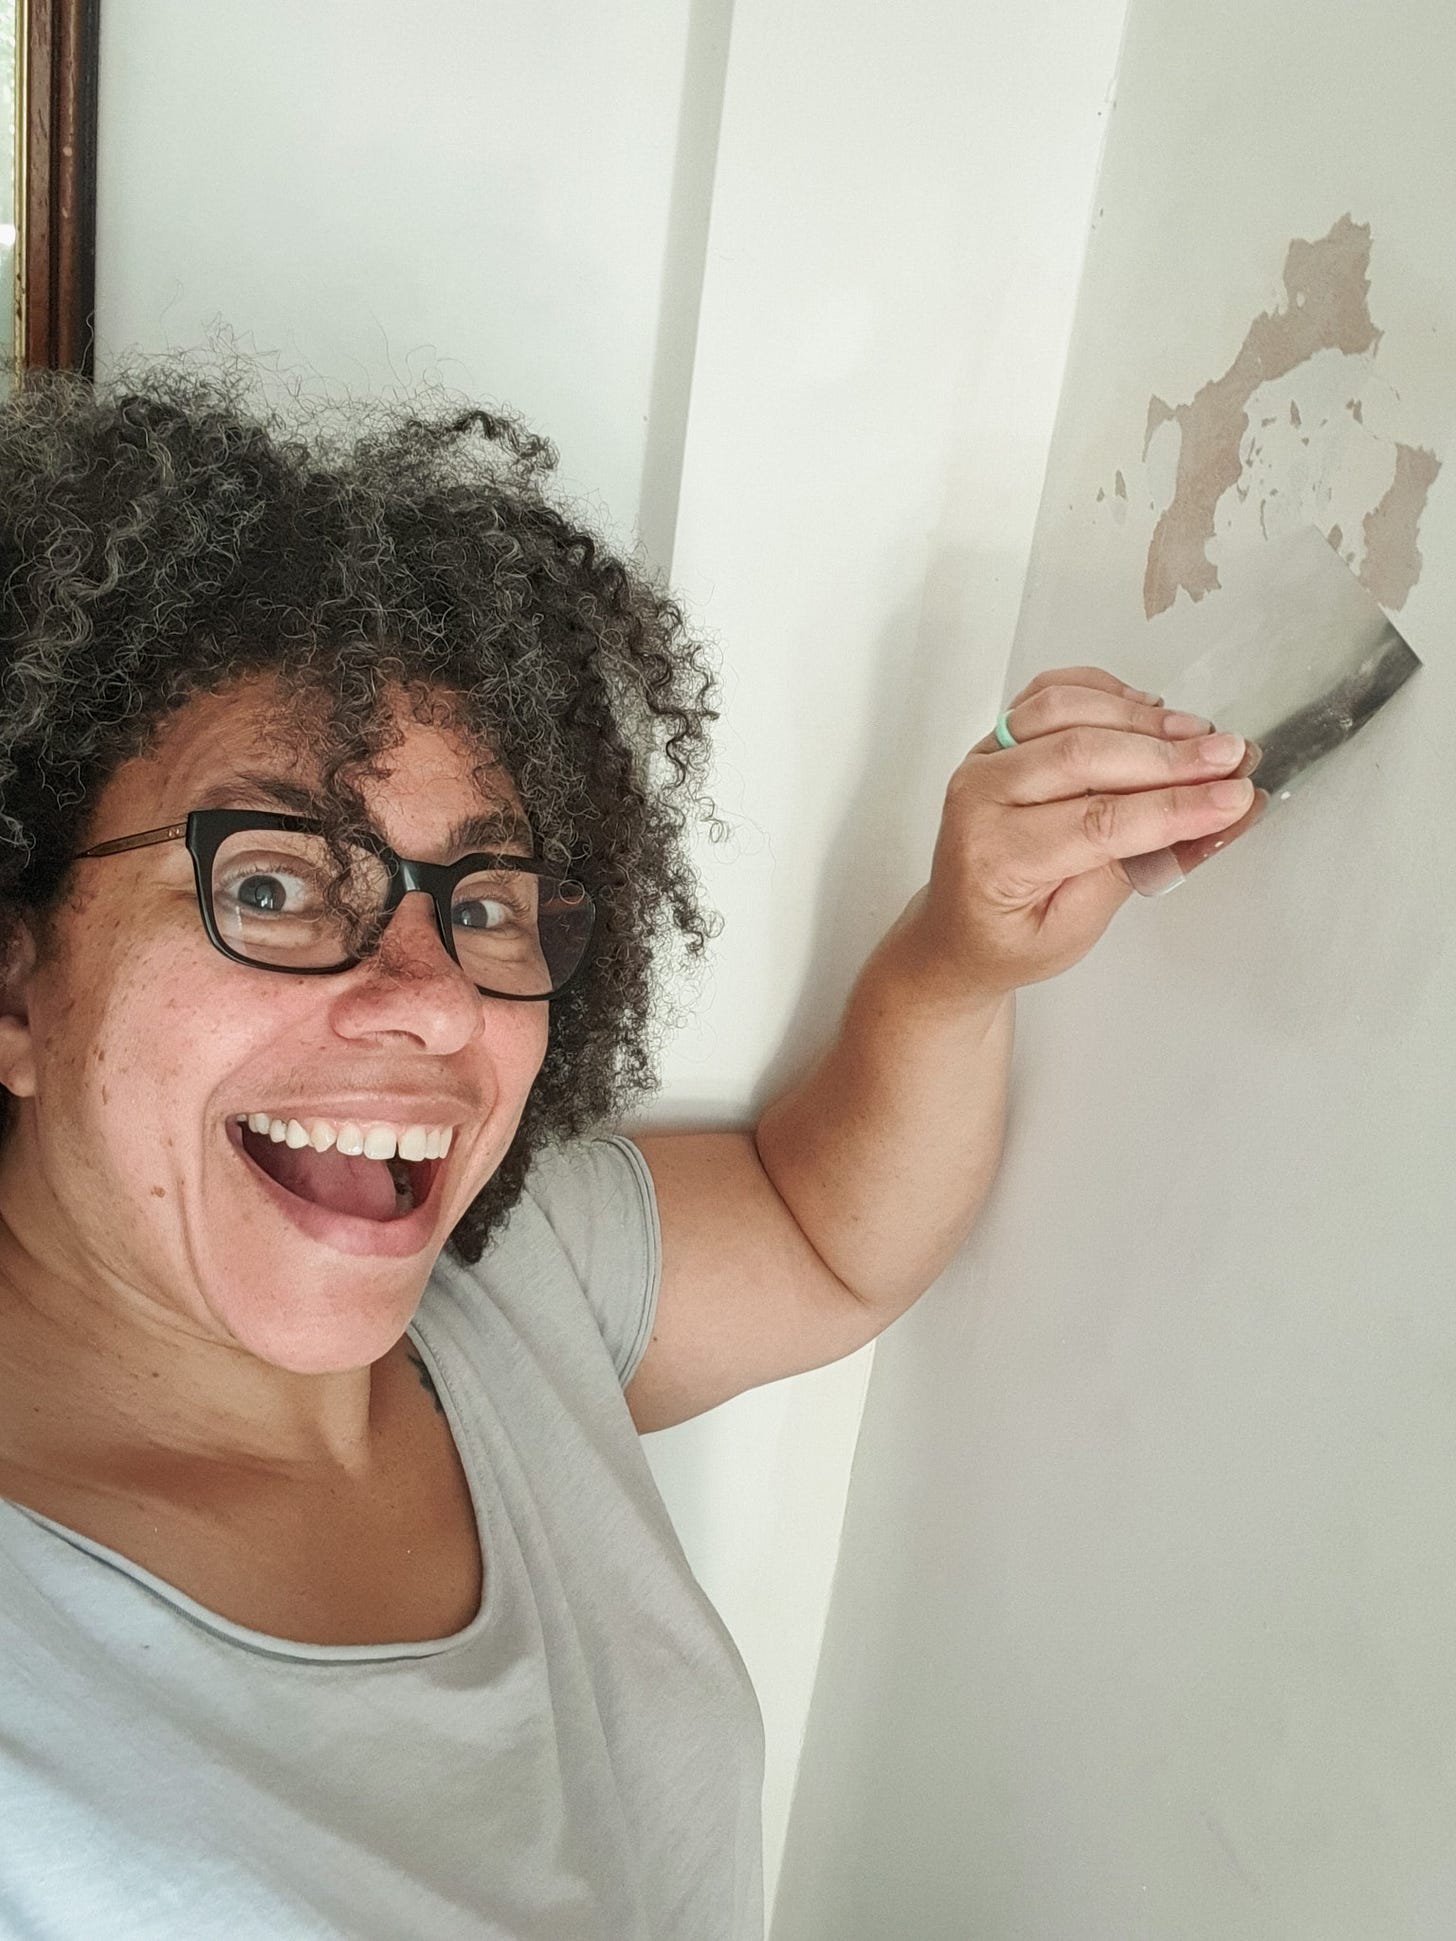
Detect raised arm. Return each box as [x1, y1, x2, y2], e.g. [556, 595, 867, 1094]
[626, 667, 1262, 1433]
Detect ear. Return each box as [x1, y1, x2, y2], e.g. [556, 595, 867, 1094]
[0, 916, 40, 1099]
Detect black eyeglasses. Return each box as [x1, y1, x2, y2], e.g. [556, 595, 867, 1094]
[72, 809, 596, 1002]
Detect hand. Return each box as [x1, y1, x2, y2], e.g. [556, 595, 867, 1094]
[915, 666, 1269, 996]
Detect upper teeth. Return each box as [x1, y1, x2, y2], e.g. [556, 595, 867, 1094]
[237, 1115, 454, 1162]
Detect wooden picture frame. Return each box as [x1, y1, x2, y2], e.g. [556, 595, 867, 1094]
[13, 0, 100, 377]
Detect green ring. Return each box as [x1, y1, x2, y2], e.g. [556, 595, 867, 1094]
[994, 711, 1017, 749]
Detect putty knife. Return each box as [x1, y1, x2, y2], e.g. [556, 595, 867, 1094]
[1123, 526, 1423, 896]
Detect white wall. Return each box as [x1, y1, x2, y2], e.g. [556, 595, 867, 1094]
[96, 0, 701, 553]
[775, 0, 1456, 1934]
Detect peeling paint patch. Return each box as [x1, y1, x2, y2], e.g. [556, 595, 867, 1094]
[1142, 215, 1380, 617]
[1359, 443, 1442, 608]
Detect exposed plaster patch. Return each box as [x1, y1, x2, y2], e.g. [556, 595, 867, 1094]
[1187, 350, 1412, 595]
[1142, 215, 1381, 617]
[1359, 443, 1442, 609]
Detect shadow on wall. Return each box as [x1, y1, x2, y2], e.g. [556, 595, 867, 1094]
[767, 1241, 1010, 1938]
[638, 0, 736, 575]
[749, 538, 1017, 1118]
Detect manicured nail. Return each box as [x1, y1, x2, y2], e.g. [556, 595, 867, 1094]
[1135, 689, 1164, 705]
[1209, 778, 1255, 810]
[1163, 710, 1214, 735]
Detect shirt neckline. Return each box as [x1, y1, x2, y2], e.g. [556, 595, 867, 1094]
[0, 1305, 498, 1665]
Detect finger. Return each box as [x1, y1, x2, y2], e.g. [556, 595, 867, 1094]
[985, 723, 1252, 806]
[1008, 667, 1158, 710]
[1170, 786, 1270, 873]
[1120, 786, 1271, 894]
[999, 776, 1258, 887]
[969, 685, 1216, 759]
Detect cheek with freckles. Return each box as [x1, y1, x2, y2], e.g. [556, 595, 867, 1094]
[470, 1006, 549, 1153]
[31, 918, 257, 1238]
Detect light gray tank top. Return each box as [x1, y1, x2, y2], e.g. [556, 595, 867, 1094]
[0, 1136, 765, 1939]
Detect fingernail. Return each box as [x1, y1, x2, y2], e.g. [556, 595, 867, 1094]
[1199, 732, 1245, 764]
[1209, 778, 1256, 810]
[1124, 848, 1186, 896]
[1135, 689, 1164, 705]
[1163, 710, 1214, 735]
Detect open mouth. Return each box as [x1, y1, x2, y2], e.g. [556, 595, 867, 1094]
[229, 1118, 443, 1226]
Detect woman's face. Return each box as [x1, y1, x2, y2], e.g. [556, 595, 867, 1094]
[0, 678, 549, 1374]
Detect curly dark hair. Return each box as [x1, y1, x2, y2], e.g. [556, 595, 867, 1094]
[0, 361, 720, 1261]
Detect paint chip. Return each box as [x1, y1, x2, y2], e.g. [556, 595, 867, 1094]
[1359, 443, 1442, 608]
[1142, 215, 1381, 617]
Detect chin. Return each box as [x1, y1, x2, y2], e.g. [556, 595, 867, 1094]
[208, 1278, 426, 1376]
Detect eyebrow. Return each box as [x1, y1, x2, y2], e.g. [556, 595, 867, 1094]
[190, 772, 534, 856]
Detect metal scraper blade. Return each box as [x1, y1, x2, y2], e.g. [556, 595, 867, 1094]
[1239, 611, 1421, 797]
[1124, 527, 1423, 896]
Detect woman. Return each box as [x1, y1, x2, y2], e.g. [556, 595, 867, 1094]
[0, 368, 1262, 1938]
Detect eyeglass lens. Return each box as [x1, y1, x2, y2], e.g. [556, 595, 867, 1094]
[209, 828, 592, 996]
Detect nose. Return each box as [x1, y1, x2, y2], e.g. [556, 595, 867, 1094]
[373, 887, 457, 971]
[330, 890, 481, 1050]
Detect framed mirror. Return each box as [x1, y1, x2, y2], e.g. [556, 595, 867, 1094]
[4, 0, 100, 386]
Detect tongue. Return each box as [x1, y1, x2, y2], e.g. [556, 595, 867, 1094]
[244, 1127, 400, 1221]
